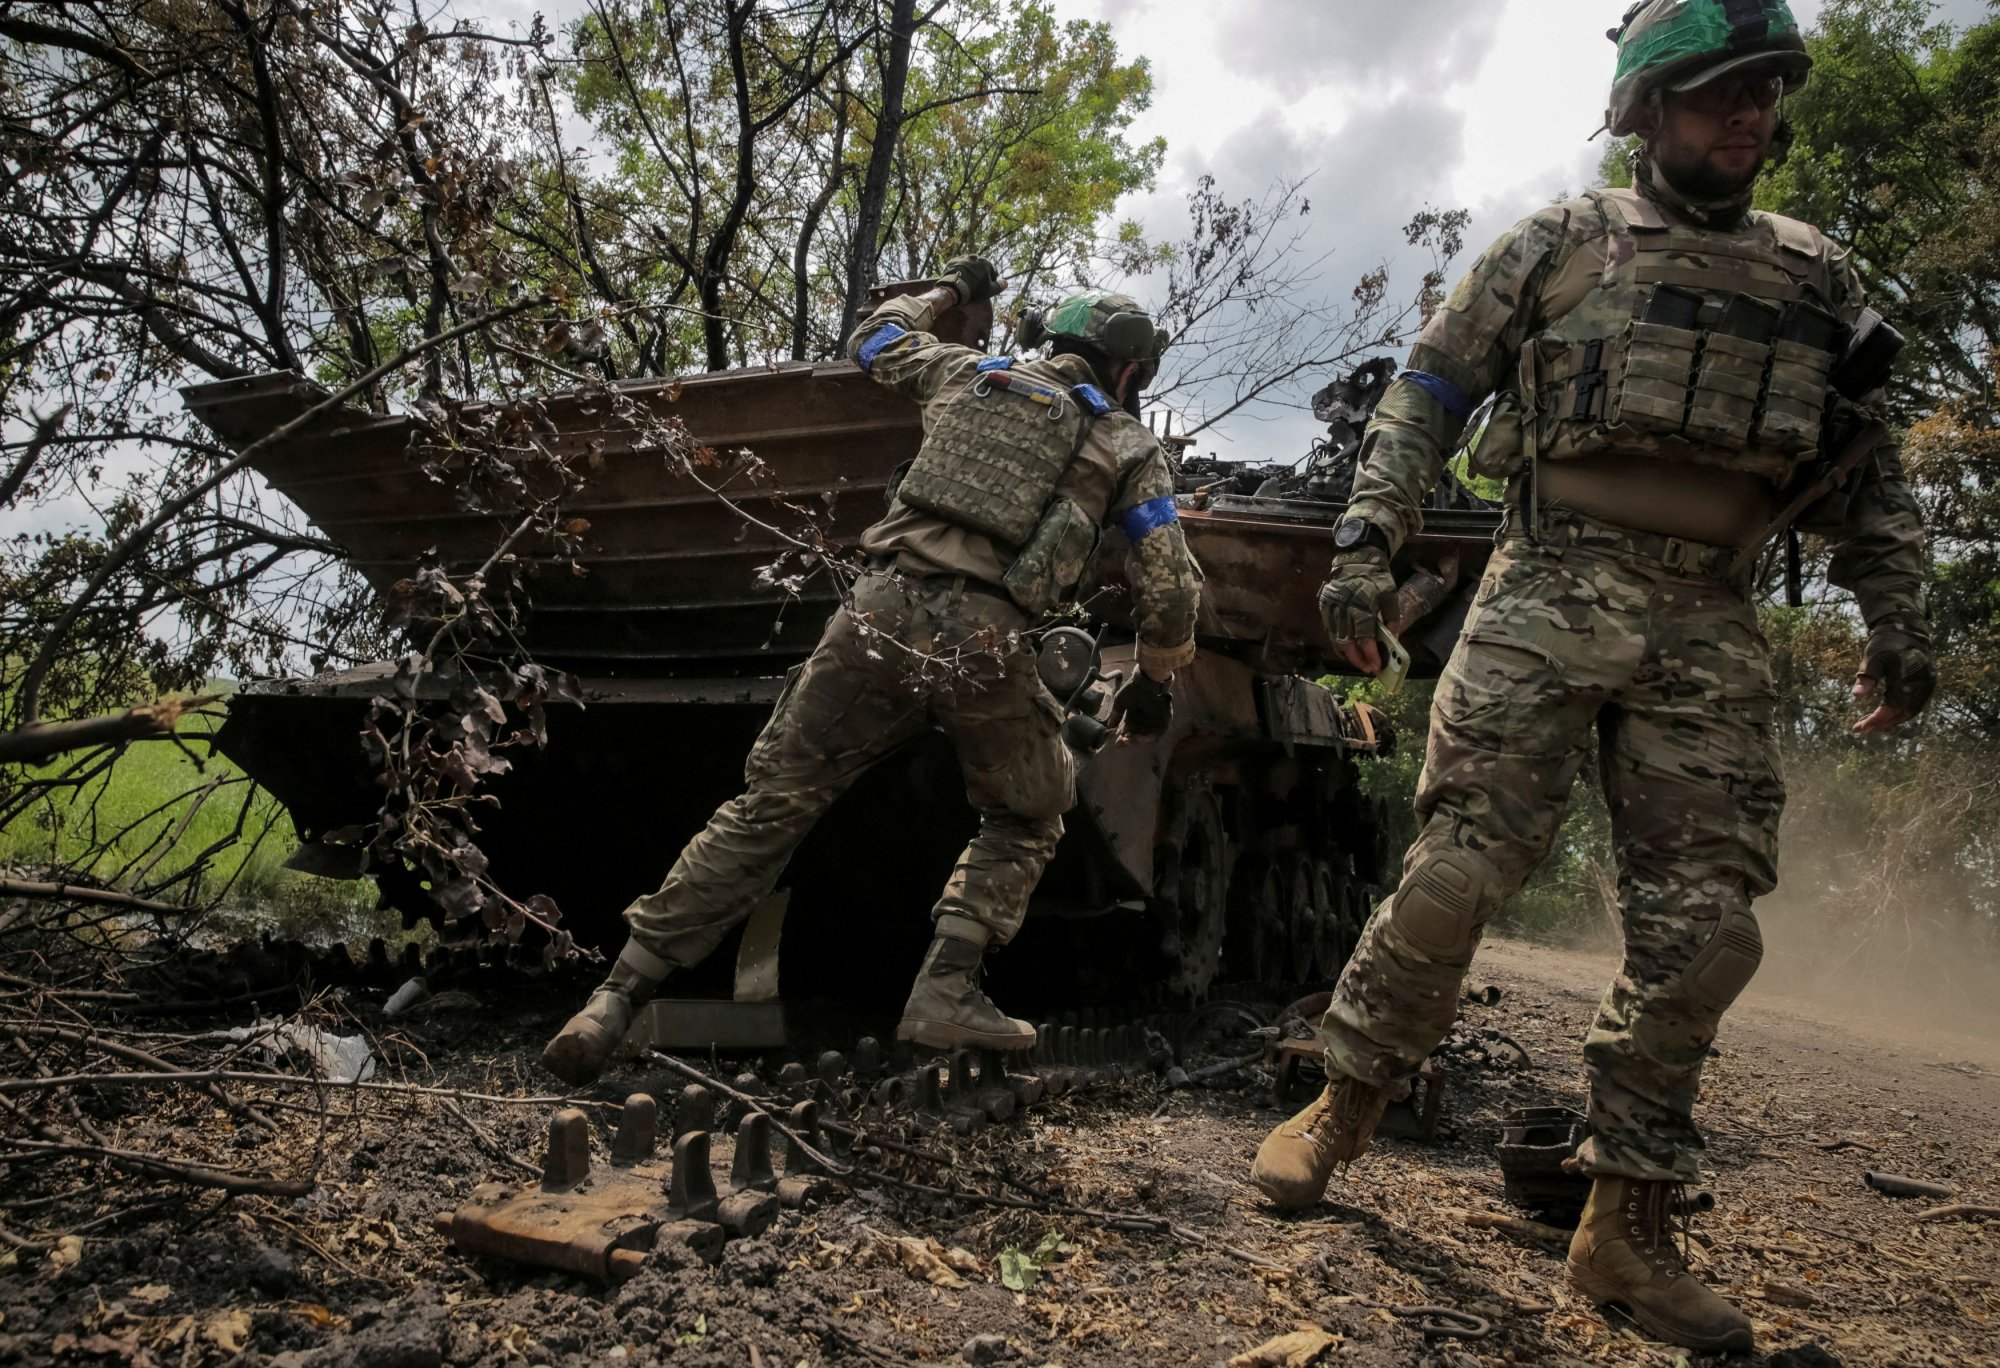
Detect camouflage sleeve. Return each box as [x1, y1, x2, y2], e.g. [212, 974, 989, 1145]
[1825, 431, 1928, 634]
[1106, 424, 1198, 673]
[1347, 208, 1576, 552]
[1821, 254, 1931, 635]
[844, 289, 979, 403]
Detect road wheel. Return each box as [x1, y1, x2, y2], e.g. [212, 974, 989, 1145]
[1223, 854, 1284, 984]
[1157, 780, 1230, 999]
[1309, 857, 1342, 982]
[1280, 851, 1318, 983]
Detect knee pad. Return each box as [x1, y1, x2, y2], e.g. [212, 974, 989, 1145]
[1391, 846, 1502, 961]
[1682, 908, 1763, 1012]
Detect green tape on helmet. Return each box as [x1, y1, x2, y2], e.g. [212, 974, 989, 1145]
[1606, 0, 1810, 137]
[1041, 290, 1168, 363]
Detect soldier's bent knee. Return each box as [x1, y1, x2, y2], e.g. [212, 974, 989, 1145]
[1682, 907, 1763, 1012]
[1388, 846, 1502, 961]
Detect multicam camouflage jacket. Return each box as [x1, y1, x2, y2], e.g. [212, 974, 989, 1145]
[1348, 174, 1928, 634]
[848, 291, 1200, 674]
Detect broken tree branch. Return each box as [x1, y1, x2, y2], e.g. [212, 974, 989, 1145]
[0, 695, 221, 766]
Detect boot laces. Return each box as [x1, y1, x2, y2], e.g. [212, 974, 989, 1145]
[1305, 1080, 1377, 1155]
[1623, 1180, 1696, 1279]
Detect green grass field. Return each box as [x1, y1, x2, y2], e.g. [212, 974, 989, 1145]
[2, 692, 397, 944]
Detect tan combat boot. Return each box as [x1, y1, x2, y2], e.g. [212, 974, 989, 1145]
[540, 938, 672, 1087]
[1567, 1175, 1753, 1354]
[1249, 1074, 1390, 1208]
[895, 923, 1035, 1052]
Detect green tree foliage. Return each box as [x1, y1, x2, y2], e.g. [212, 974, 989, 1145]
[549, 0, 1161, 373]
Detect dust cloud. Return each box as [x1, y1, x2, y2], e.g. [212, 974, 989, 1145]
[1748, 817, 2000, 1068]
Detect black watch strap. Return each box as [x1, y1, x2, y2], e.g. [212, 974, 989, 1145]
[1333, 518, 1391, 557]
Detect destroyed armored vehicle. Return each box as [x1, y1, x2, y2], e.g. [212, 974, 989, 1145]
[186, 300, 1499, 1012]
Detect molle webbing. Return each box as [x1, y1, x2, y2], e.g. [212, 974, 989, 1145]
[895, 360, 1094, 547]
[1531, 189, 1839, 481]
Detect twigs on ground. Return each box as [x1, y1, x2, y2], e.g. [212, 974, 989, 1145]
[1915, 1204, 2000, 1222]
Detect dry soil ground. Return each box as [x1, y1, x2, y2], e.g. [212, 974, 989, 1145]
[2, 935, 1994, 1368]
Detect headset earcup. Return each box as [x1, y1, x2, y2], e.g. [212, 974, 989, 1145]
[1101, 310, 1156, 360]
[1017, 308, 1048, 351]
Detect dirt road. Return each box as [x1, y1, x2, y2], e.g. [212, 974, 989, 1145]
[3, 936, 1994, 1367]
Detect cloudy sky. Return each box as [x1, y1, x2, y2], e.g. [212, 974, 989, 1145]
[1062, 0, 1991, 460]
[11, 0, 1991, 540]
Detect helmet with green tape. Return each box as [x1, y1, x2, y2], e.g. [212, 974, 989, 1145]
[1606, 0, 1811, 137]
[1017, 290, 1169, 389]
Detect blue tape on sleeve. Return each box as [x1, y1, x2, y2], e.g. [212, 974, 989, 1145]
[855, 323, 908, 373]
[1401, 370, 1476, 424]
[1072, 383, 1113, 416]
[975, 356, 1014, 373]
[1119, 495, 1180, 541]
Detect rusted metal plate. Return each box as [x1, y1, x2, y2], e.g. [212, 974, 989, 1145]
[184, 364, 922, 674]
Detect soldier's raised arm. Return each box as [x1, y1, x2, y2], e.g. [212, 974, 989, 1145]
[845, 257, 1004, 402]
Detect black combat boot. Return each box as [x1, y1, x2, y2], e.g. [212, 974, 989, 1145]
[540, 938, 672, 1087]
[895, 923, 1035, 1051]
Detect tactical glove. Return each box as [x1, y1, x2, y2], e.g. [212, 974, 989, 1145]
[1317, 547, 1397, 646]
[1110, 670, 1173, 738]
[1857, 623, 1936, 717]
[940, 255, 1003, 305]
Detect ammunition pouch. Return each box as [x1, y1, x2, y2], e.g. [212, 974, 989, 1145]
[1530, 188, 1848, 485]
[1002, 496, 1099, 617]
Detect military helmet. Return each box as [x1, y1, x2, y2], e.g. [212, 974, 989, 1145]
[1606, 0, 1812, 138]
[1018, 290, 1169, 369]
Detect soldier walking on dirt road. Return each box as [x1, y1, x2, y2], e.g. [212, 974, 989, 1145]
[1250, 1, 1933, 1354]
[543, 262, 1200, 1089]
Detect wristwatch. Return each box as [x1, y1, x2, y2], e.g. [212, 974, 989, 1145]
[1332, 518, 1391, 557]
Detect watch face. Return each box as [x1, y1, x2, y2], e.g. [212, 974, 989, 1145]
[1335, 521, 1366, 549]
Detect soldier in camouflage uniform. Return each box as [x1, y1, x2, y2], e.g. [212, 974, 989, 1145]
[543, 262, 1200, 1088]
[1250, 1, 1933, 1353]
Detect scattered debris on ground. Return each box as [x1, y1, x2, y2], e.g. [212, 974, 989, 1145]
[2, 918, 1995, 1367]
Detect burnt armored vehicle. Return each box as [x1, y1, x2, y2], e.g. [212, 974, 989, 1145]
[186, 302, 1497, 1015]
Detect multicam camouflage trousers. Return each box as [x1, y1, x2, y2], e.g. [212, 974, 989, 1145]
[623, 568, 1076, 970]
[1321, 520, 1785, 1181]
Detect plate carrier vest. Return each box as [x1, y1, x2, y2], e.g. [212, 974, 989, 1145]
[897, 357, 1114, 548]
[1526, 187, 1844, 485]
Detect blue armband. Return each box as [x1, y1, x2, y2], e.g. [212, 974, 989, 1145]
[975, 356, 1014, 373]
[1401, 370, 1476, 424]
[1120, 495, 1180, 542]
[856, 323, 909, 373]
[1072, 383, 1114, 416]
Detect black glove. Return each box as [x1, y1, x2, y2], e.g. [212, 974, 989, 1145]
[1858, 624, 1936, 716]
[1109, 671, 1173, 738]
[1317, 547, 1397, 646]
[940, 254, 1003, 305]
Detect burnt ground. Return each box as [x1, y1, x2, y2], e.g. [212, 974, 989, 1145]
[1, 935, 1995, 1368]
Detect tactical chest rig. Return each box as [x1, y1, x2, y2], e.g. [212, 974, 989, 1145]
[896, 356, 1117, 615]
[1529, 187, 1843, 486]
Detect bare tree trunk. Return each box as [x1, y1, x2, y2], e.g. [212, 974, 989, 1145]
[838, 0, 917, 343]
[793, 91, 851, 360]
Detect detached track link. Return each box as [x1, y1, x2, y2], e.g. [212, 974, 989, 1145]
[436, 1017, 1176, 1282]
